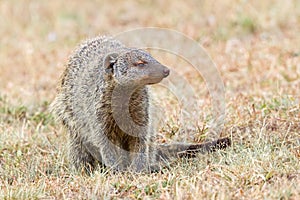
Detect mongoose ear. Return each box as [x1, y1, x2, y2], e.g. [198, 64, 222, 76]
[104, 52, 118, 75]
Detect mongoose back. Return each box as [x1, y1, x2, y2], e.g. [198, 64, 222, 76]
[51, 36, 230, 173]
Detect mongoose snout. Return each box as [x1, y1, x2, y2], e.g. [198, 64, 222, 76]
[144, 63, 170, 85]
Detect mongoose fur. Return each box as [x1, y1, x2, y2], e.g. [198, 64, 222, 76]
[50, 36, 230, 173]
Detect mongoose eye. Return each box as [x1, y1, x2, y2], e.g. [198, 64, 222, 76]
[134, 60, 147, 67]
[138, 63, 146, 67]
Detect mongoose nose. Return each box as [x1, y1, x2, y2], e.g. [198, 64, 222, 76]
[163, 68, 170, 77]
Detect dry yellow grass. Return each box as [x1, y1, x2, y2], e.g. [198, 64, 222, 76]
[0, 0, 299, 199]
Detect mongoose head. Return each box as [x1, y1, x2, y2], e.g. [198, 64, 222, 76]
[104, 49, 170, 86]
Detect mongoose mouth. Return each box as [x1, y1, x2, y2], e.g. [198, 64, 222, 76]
[143, 76, 166, 85]
[148, 81, 162, 85]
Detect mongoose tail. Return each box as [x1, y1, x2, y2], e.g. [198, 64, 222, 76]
[156, 137, 231, 160]
[180, 137, 231, 158]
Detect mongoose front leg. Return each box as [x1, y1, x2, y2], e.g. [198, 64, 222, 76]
[85, 141, 159, 172]
[69, 135, 97, 173]
[83, 136, 132, 171]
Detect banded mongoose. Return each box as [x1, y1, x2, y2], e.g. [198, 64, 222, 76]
[51, 36, 230, 173]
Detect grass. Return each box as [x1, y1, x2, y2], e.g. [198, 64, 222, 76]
[0, 0, 299, 199]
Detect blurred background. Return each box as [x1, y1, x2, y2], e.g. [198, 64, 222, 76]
[0, 0, 299, 106]
[1, 1, 299, 198]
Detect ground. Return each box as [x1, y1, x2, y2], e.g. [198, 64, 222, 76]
[0, 0, 299, 199]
